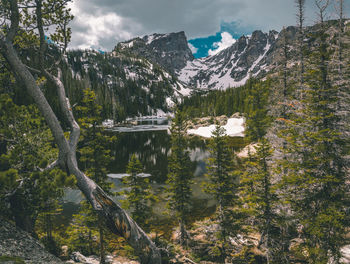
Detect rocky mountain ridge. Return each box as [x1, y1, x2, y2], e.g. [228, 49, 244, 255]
[110, 29, 281, 92]
[63, 20, 349, 120]
[116, 20, 348, 92]
[115, 31, 194, 74]
[177, 29, 279, 90]
[64, 47, 191, 120]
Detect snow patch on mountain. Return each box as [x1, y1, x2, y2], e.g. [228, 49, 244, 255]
[143, 33, 171, 45]
[177, 30, 276, 91]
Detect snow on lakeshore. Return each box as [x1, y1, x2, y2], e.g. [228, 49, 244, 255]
[187, 117, 245, 138]
[107, 173, 152, 179]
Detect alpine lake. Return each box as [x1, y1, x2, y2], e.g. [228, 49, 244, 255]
[61, 117, 246, 238]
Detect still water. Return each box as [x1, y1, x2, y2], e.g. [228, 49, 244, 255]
[62, 119, 245, 235]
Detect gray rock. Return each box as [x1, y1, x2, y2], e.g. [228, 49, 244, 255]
[70, 252, 114, 264]
[0, 219, 63, 263]
[340, 245, 350, 263]
[116, 31, 194, 74]
[177, 29, 278, 90]
[177, 20, 347, 91]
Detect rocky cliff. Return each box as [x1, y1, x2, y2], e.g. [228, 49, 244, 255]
[115, 31, 194, 74]
[177, 30, 279, 90]
[0, 219, 63, 264]
[177, 20, 348, 91]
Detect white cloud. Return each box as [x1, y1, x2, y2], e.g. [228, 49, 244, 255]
[66, 0, 349, 51]
[68, 1, 141, 50]
[188, 43, 198, 54]
[208, 32, 236, 56]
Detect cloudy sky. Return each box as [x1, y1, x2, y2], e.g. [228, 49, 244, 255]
[68, 0, 348, 56]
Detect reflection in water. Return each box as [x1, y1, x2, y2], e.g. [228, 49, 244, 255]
[62, 122, 246, 235]
[109, 130, 171, 182]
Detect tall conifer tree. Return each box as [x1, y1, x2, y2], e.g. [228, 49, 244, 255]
[280, 2, 349, 261]
[166, 110, 192, 246]
[121, 154, 155, 231]
[74, 88, 115, 264]
[204, 125, 242, 262]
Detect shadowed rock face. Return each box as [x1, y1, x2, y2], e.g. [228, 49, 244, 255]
[115, 31, 194, 74]
[0, 219, 63, 263]
[177, 20, 349, 91]
[177, 29, 280, 90]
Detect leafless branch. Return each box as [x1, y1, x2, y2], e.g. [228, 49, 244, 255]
[39, 159, 60, 172]
[4, 179, 24, 198]
[315, 0, 330, 23]
[26, 65, 41, 74]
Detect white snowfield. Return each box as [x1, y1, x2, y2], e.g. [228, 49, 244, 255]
[187, 117, 245, 138]
[177, 34, 274, 91]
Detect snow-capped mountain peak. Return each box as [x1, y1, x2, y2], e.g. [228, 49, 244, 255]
[177, 30, 279, 90]
[115, 31, 194, 74]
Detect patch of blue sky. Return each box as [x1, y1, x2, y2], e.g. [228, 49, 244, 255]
[188, 21, 253, 58]
[45, 35, 54, 45]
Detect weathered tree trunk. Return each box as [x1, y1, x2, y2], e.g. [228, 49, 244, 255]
[179, 220, 187, 246]
[0, 41, 161, 263]
[0, 2, 161, 262]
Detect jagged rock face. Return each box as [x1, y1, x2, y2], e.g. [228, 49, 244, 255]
[65, 20, 348, 119]
[176, 21, 348, 91]
[115, 31, 194, 74]
[65, 49, 191, 118]
[177, 29, 280, 90]
[0, 219, 63, 263]
[114, 28, 286, 91]
[113, 25, 329, 92]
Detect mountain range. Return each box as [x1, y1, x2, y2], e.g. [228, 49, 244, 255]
[64, 19, 348, 119]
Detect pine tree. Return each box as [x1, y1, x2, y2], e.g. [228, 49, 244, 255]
[76, 88, 114, 191]
[204, 124, 242, 262]
[0, 2, 161, 260]
[240, 139, 279, 263]
[65, 212, 99, 256]
[166, 109, 192, 246]
[270, 27, 295, 264]
[245, 80, 271, 141]
[74, 88, 115, 264]
[120, 154, 155, 231]
[0, 94, 74, 236]
[280, 4, 349, 261]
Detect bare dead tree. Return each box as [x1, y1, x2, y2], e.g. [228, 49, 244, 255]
[281, 27, 289, 120]
[313, 0, 330, 103]
[333, 0, 350, 141]
[295, 0, 305, 87]
[334, 0, 345, 76]
[0, 1, 161, 263]
[315, 0, 330, 24]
